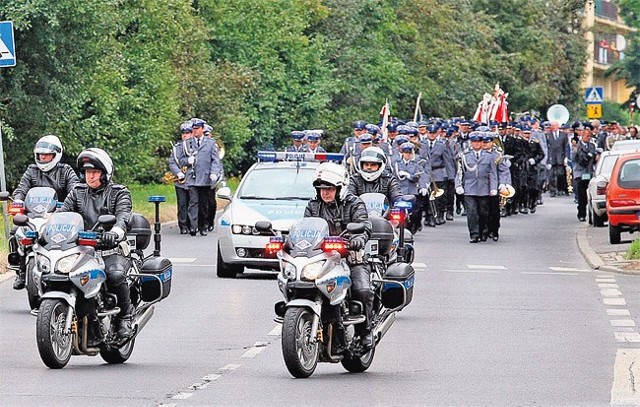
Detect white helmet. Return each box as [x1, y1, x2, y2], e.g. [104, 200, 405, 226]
[313, 162, 349, 201]
[77, 148, 114, 184]
[357, 146, 387, 182]
[33, 135, 63, 172]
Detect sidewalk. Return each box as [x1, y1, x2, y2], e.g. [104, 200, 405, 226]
[577, 223, 640, 274]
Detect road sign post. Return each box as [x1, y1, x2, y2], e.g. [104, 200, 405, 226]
[0, 21, 16, 238]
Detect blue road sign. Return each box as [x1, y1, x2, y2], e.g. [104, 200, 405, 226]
[0, 21, 16, 67]
[585, 86, 604, 104]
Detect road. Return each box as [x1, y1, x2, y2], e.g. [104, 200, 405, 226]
[1, 195, 640, 406]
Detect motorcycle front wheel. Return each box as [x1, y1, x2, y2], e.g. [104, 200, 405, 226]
[36, 299, 73, 369]
[282, 307, 318, 378]
[26, 260, 40, 311]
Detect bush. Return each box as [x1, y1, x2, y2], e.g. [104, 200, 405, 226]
[626, 239, 640, 260]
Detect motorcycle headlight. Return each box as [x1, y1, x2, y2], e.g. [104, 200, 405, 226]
[282, 262, 296, 280]
[301, 261, 326, 281]
[36, 254, 51, 274]
[56, 253, 80, 274]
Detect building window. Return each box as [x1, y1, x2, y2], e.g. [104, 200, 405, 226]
[595, 0, 619, 20]
[594, 33, 624, 65]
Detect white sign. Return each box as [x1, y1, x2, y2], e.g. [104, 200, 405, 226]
[0, 21, 16, 67]
[585, 87, 604, 104]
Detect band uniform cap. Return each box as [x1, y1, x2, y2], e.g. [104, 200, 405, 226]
[352, 120, 367, 130]
[400, 142, 415, 152]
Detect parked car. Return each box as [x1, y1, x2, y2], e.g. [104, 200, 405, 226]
[606, 152, 640, 244]
[587, 151, 622, 227]
[609, 139, 640, 153]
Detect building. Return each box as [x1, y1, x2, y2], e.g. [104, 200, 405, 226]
[582, 0, 636, 104]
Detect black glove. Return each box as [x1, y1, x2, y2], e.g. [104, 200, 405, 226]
[349, 235, 366, 251]
[101, 231, 119, 249]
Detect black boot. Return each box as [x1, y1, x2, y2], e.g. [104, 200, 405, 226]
[445, 211, 454, 221]
[13, 270, 25, 290]
[115, 305, 134, 342]
[435, 215, 445, 225]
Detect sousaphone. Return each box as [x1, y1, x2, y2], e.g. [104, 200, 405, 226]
[546, 104, 570, 125]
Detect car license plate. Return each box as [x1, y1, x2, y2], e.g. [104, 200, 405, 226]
[581, 174, 591, 181]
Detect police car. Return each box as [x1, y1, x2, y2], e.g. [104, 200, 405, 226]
[215, 151, 343, 278]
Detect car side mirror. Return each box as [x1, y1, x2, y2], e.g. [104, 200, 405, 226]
[346, 222, 366, 235]
[217, 186, 232, 201]
[255, 221, 273, 233]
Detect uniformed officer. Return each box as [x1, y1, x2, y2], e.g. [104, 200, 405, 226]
[545, 121, 568, 197]
[571, 125, 597, 221]
[286, 131, 309, 153]
[342, 120, 367, 171]
[517, 126, 545, 214]
[168, 122, 194, 234]
[482, 133, 512, 241]
[393, 142, 429, 233]
[305, 130, 326, 153]
[456, 132, 498, 243]
[421, 124, 453, 225]
[204, 123, 225, 231]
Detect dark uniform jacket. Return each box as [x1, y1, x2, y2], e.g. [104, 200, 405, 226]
[13, 163, 79, 202]
[58, 182, 132, 233]
[348, 172, 403, 204]
[304, 193, 371, 240]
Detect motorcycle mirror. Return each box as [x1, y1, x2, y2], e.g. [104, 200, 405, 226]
[216, 186, 232, 201]
[255, 221, 273, 233]
[346, 222, 366, 235]
[0, 191, 10, 201]
[98, 214, 117, 230]
[12, 214, 28, 227]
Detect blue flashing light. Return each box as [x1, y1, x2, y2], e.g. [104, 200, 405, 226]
[395, 201, 413, 210]
[78, 231, 98, 239]
[270, 236, 285, 243]
[148, 195, 166, 203]
[257, 151, 344, 163]
[25, 230, 38, 238]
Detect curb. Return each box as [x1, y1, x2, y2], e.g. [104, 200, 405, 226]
[576, 224, 636, 274]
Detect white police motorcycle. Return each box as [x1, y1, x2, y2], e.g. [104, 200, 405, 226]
[257, 215, 414, 378]
[13, 196, 172, 369]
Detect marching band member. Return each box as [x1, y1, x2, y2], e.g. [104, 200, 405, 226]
[482, 133, 512, 241]
[394, 142, 429, 233]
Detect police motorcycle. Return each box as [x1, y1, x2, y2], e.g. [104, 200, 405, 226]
[12, 196, 172, 369]
[0, 187, 59, 311]
[256, 214, 415, 378]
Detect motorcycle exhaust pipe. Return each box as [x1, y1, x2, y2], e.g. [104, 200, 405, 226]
[373, 312, 396, 344]
[134, 305, 155, 334]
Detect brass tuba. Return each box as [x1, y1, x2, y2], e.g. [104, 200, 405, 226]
[163, 166, 188, 184]
[499, 184, 515, 208]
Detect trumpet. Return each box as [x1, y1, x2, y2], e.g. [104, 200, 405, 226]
[499, 184, 515, 208]
[162, 166, 188, 184]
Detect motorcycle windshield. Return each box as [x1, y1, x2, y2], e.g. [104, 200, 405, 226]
[287, 217, 329, 256]
[42, 212, 84, 250]
[360, 192, 389, 217]
[24, 187, 58, 217]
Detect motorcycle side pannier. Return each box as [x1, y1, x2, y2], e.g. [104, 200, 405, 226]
[381, 262, 414, 309]
[140, 256, 172, 302]
[369, 216, 394, 254]
[128, 213, 152, 250]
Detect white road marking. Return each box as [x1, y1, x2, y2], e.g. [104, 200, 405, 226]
[168, 257, 197, 263]
[177, 264, 216, 267]
[219, 363, 241, 371]
[201, 373, 222, 382]
[615, 332, 640, 342]
[601, 289, 623, 297]
[608, 309, 631, 316]
[412, 262, 427, 269]
[599, 283, 620, 289]
[171, 392, 194, 400]
[267, 325, 282, 336]
[443, 269, 502, 274]
[611, 349, 640, 405]
[611, 320, 637, 327]
[604, 298, 627, 306]
[549, 267, 589, 272]
[242, 341, 268, 358]
[598, 274, 614, 278]
[597, 278, 617, 283]
[467, 264, 506, 270]
[521, 272, 579, 276]
[188, 381, 212, 391]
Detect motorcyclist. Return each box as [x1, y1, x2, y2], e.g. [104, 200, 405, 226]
[57, 148, 134, 341]
[348, 146, 403, 206]
[10, 135, 79, 290]
[304, 162, 374, 350]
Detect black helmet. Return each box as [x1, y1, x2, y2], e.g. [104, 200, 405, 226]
[77, 148, 114, 185]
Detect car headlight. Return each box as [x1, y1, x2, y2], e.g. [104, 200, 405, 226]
[232, 224, 243, 234]
[301, 261, 326, 281]
[282, 262, 296, 279]
[36, 254, 51, 274]
[56, 253, 80, 274]
[232, 224, 259, 235]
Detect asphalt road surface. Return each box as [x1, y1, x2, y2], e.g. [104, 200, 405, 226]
[2, 195, 640, 406]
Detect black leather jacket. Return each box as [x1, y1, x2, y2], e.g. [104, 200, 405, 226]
[304, 193, 371, 239]
[347, 172, 403, 204]
[12, 163, 79, 202]
[58, 182, 132, 234]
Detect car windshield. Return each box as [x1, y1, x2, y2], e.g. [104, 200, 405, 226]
[618, 158, 640, 189]
[598, 155, 618, 177]
[238, 167, 316, 200]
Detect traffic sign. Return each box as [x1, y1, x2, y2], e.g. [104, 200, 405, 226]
[0, 21, 15, 67]
[585, 86, 604, 104]
[587, 104, 602, 119]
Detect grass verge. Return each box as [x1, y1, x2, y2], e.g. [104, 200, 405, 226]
[626, 238, 640, 261]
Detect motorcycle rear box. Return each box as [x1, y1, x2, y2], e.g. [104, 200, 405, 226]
[140, 256, 172, 302]
[128, 213, 152, 250]
[381, 262, 414, 309]
[369, 216, 394, 254]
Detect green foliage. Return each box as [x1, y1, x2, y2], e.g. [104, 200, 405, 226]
[626, 238, 640, 260]
[613, 0, 640, 101]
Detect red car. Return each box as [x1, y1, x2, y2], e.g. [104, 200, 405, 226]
[606, 152, 640, 244]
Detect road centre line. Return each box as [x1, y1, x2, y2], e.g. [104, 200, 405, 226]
[549, 267, 589, 272]
[171, 392, 193, 400]
[520, 272, 579, 276]
[242, 341, 268, 358]
[168, 257, 197, 263]
[467, 264, 506, 270]
[267, 325, 281, 336]
[443, 269, 501, 274]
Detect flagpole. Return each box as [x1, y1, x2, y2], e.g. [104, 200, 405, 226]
[413, 92, 422, 122]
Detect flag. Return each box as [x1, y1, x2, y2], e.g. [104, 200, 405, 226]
[488, 83, 509, 123]
[473, 93, 492, 124]
[379, 99, 390, 142]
